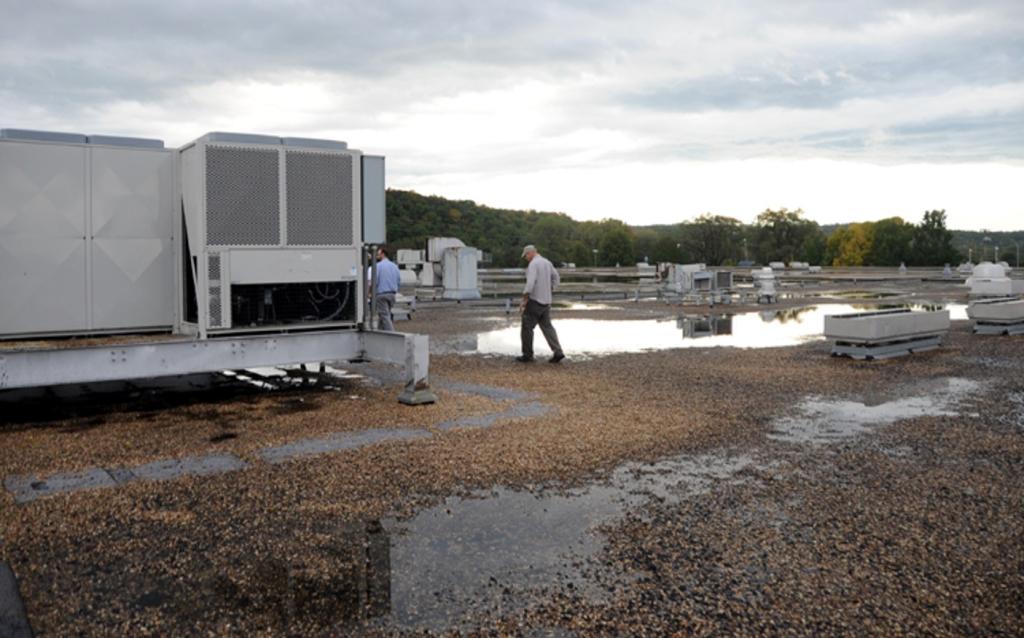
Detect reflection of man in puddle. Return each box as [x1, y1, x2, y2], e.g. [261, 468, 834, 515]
[517, 245, 565, 363]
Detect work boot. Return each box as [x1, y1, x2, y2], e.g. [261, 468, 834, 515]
[548, 352, 565, 364]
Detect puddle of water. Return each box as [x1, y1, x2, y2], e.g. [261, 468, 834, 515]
[384, 485, 623, 630]
[438, 303, 967, 356]
[552, 302, 615, 311]
[769, 377, 980, 445]
[110, 449, 759, 633]
[382, 451, 762, 631]
[1002, 391, 1024, 431]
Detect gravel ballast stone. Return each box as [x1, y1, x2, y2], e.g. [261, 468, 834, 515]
[1, 287, 1022, 635]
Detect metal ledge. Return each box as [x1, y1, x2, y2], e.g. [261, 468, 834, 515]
[0, 329, 436, 404]
[974, 322, 1024, 336]
[831, 334, 944, 360]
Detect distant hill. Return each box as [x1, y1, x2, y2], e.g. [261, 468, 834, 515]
[949, 230, 1023, 264]
[819, 222, 1022, 264]
[386, 189, 1024, 267]
[386, 189, 572, 266]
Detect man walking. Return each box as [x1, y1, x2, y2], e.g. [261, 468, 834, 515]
[517, 245, 565, 363]
[372, 246, 400, 331]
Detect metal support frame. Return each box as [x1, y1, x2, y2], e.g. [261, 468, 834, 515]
[368, 244, 379, 330]
[0, 329, 436, 404]
[362, 330, 437, 405]
[830, 334, 944, 360]
[973, 321, 1024, 336]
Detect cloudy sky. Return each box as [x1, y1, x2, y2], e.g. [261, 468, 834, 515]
[2, 0, 1022, 229]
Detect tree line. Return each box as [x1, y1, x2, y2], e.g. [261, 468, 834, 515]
[386, 189, 1018, 268]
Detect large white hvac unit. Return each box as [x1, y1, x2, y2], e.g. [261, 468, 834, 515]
[178, 132, 384, 337]
[441, 247, 481, 300]
[0, 129, 175, 338]
[1, 129, 386, 341]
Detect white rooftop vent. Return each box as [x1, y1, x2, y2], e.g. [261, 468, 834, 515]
[966, 263, 1024, 297]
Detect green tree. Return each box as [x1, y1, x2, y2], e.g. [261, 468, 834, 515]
[681, 214, 743, 265]
[632, 228, 660, 264]
[909, 210, 959, 266]
[753, 208, 822, 264]
[528, 214, 576, 264]
[597, 221, 635, 266]
[652, 235, 682, 263]
[567, 240, 593, 268]
[868, 217, 914, 266]
[826, 223, 875, 266]
[800, 233, 827, 265]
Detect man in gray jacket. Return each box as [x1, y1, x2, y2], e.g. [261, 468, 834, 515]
[517, 245, 565, 363]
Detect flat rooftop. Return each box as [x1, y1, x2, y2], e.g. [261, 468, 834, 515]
[1, 274, 1022, 635]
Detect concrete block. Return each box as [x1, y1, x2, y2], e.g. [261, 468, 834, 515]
[128, 454, 247, 482]
[259, 428, 430, 463]
[968, 297, 1024, 323]
[824, 309, 950, 344]
[4, 468, 117, 503]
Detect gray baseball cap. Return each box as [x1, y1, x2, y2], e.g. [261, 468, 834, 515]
[521, 244, 536, 258]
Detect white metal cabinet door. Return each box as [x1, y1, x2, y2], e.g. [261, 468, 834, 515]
[0, 141, 88, 335]
[90, 147, 175, 330]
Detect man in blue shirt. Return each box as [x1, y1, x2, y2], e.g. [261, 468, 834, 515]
[372, 246, 401, 331]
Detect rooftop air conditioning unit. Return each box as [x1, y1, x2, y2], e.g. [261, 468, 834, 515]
[0, 129, 175, 338]
[178, 132, 383, 336]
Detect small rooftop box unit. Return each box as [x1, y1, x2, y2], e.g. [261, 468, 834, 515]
[691, 271, 713, 291]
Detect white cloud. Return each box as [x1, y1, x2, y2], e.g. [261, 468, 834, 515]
[401, 158, 1024, 230]
[2, 0, 1022, 229]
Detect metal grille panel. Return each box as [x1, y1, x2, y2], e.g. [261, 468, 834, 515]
[285, 151, 353, 246]
[208, 286, 223, 327]
[206, 146, 280, 246]
[208, 253, 221, 282]
[208, 254, 223, 327]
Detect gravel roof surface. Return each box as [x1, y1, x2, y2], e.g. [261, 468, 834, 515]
[1, 290, 1021, 636]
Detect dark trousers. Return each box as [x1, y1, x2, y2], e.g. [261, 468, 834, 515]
[521, 299, 562, 357]
[375, 293, 396, 331]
